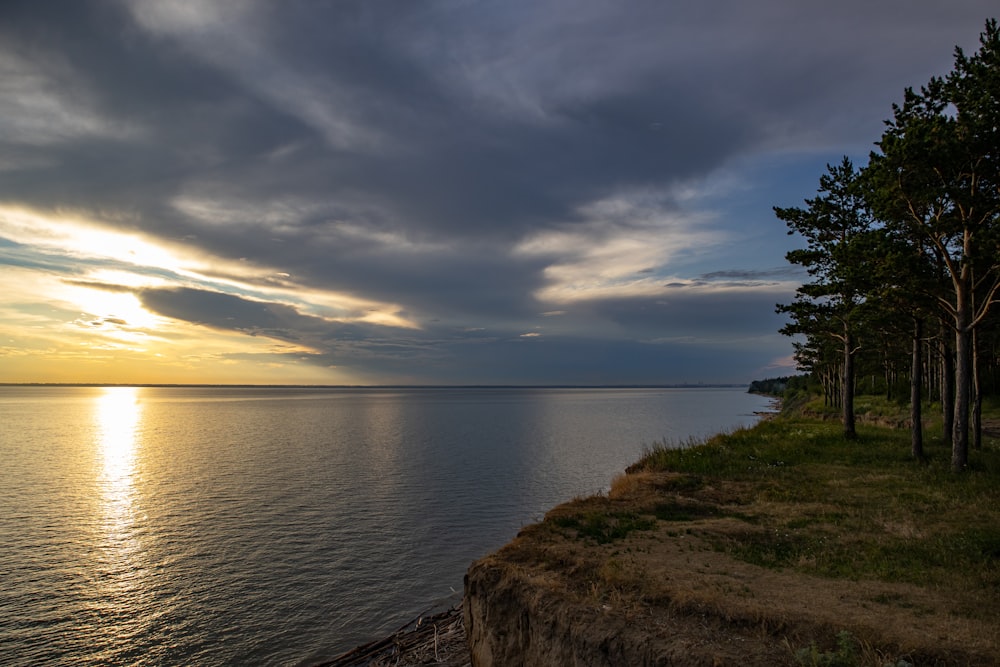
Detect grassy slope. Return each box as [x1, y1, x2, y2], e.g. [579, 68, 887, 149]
[630, 411, 1000, 616]
[490, 397, 1000, 665]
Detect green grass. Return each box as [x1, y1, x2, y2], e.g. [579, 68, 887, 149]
[794, 630, 860, 667]
[552, 511, 657, 544]
[651, 500, 719, 522]
[628, 407, 1000, 620]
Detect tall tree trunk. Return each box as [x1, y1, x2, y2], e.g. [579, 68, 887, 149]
[924, 338, 935, 401]
[952, 291, 972, 471]
[941, 332, 955, 447]
[843, 325, 857, 439]
[973, 326, 983, 451]
[828, 370, 833, 407]
[911, 318, 924, 460]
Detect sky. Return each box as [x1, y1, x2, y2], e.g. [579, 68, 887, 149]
[0, 1, 995, 386]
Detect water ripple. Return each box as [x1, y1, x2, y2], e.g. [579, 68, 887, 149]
[0, 386, 769, 665]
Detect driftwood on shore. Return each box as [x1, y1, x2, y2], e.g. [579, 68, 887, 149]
[315, 604, 470, 667]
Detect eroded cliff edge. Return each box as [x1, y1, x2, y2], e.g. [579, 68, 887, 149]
[463, 470, 999, 666]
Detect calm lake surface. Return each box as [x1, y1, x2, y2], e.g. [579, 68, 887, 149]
[0, 385, 771, 665]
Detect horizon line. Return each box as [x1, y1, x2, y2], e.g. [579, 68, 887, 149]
[0, 382, 751, 389]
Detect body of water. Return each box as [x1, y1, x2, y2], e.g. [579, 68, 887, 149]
[0, 385, 770, 665]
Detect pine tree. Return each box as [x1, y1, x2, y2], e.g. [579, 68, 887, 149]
[867, 20, 1000, 470]
[776, 158, 878, 439]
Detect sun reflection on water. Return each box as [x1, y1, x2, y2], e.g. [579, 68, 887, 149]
[94, 386, 147, 606]
[98, 387, 141, 500]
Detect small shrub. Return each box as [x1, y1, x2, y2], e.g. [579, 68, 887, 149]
[795, 631, 857, 667]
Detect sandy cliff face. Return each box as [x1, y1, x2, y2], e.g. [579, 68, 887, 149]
[461, 510, 800, 666]
[464, 558, 673, 667]
[462, 546, 806, 666]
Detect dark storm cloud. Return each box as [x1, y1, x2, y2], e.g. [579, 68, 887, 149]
[0, 0, 995, 382]
[136, 285, 441, 359]
[133, 284, 522, 375]
[3, 1, 987, 239]
[138, 286, 342, 343]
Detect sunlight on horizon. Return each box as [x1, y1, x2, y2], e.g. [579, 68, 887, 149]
[94, 386, 150, 605]
[97, 386, 141, 521]
[0, 204, 421, 384]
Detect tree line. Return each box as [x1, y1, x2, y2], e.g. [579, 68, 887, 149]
[748, 375, 812, 398]
[777, 19, 1000, 471]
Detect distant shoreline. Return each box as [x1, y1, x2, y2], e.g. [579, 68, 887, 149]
[0, 382, 751, 389]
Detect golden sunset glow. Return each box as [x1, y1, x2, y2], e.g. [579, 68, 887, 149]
[97, 386, 141, 497]
[92, 386, 151, 608]
[96, 386, 142, 568]
[65, 285, 163, 331]
[0, 205, 189, 274]
[0, 204, 403, 384]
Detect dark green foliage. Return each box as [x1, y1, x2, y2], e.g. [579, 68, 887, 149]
[776, 158, 879, 439]
[956, 526, 1000, 561]
[634, 419, 908, 478]
[865, 20, 1000, 467]
[748, 375, 811, 397]
[777, 19, 1000, 466]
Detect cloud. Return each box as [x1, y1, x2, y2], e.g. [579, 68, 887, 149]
[516, 193, 725, 303]
[0, 44, 139, 146]
[0, 1, 994, 383]
[138, 287, 314, 339]
[699, 267, 805, 281]
[124, 0, 389, 152]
